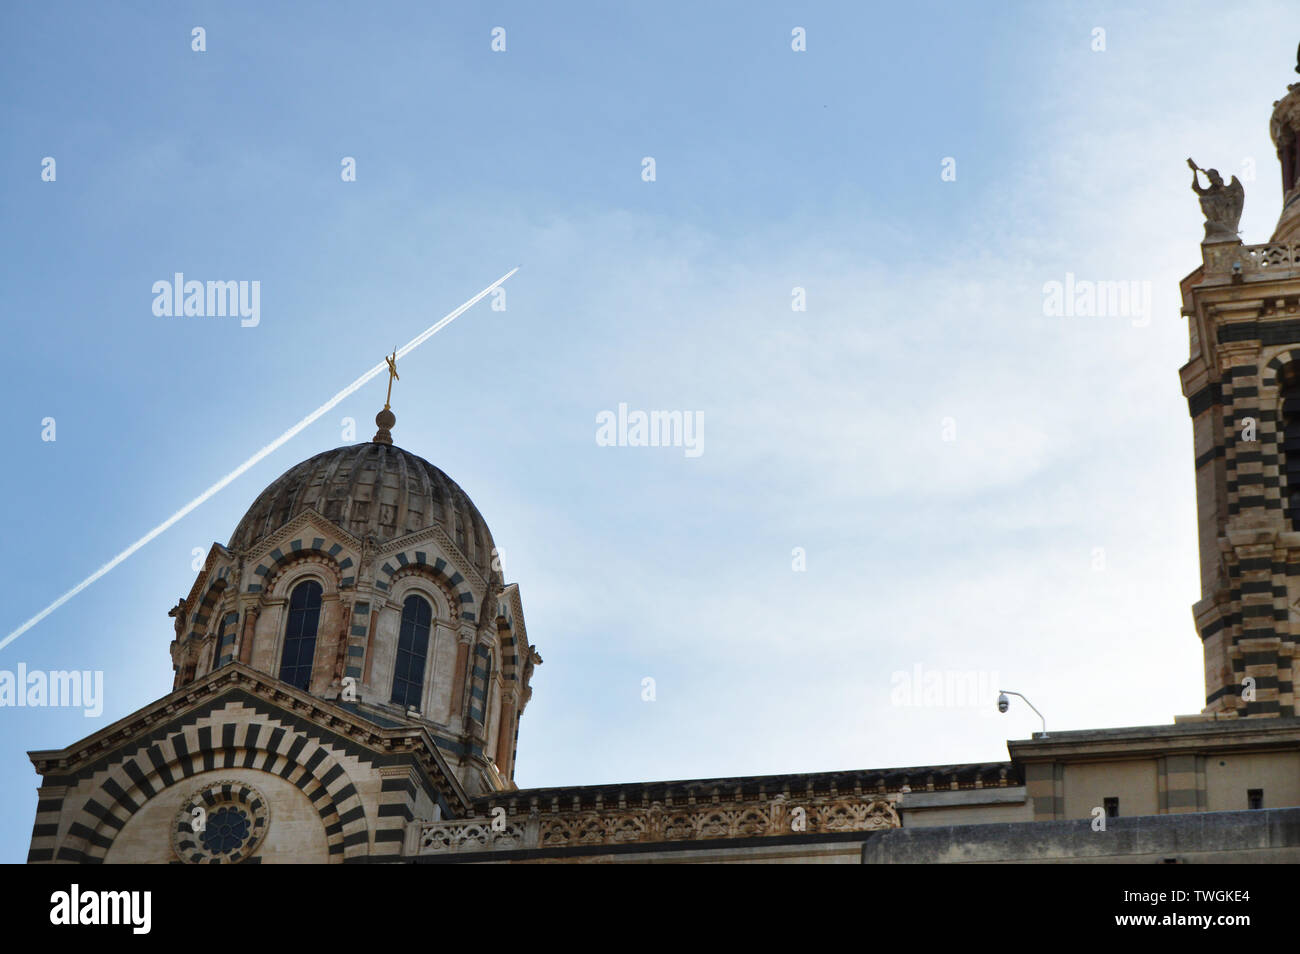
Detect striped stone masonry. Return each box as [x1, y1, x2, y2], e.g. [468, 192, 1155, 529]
[1183, 245, 1300, 717]
[250, 538, 352, 595]
[36, 705, 368, 863]
[214, 611, 239, 669]
[1158, 754, 1207, 812]
[468, 643, 492, 725]
[376, 549, 475, 622]
[27, 664, 472, 864]
[374, 765, 421, 861]
[345, 600, 369, 682]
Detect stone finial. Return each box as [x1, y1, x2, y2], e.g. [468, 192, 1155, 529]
[373, 407, 396, 445]
[372, 348, 399, 444]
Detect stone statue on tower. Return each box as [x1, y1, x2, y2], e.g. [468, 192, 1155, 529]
[1188, 158, 1244, 243]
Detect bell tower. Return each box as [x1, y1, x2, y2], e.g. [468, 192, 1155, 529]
[1182, 47, 1300, 718]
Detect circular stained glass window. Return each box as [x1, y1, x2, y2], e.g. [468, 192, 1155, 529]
[200, 806, 252, 855]
[172, 780, 269, 864]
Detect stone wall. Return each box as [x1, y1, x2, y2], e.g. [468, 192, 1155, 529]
[862, 807, 1300, 863]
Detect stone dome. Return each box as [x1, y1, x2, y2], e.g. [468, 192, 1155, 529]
[229, 442, 496, 580]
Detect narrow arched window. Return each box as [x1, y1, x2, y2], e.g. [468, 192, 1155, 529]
[1283, 364, 1300, 529]
[391, 595, 432, 710]
[279, 580, 323, 691]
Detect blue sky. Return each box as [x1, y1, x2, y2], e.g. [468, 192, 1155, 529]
[1, 1, 1297, 862]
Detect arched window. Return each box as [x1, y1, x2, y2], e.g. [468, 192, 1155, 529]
[278, 580, 323, 691]
[390, 595, 433, 710]
[1283, 364, 1300, 529]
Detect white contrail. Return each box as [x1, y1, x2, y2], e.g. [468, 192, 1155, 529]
[0, 267, 519, 653]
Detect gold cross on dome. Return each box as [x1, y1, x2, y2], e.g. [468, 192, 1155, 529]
[384, 348, 399, 409]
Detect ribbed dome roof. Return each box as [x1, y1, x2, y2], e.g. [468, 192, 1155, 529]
[229, 443, 495, 580]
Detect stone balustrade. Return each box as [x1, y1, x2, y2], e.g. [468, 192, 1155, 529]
[1204, 241, 1300, 278]
[408, 796, 901, 855]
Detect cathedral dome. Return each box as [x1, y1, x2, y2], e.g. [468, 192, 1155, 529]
[229, 442, 496, 579]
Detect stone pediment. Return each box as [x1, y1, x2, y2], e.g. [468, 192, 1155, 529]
[238, 508, 366, 567]
[373, 521, 488, 593]
[237, 507, 487, 597]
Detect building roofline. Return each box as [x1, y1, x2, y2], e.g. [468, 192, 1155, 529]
[478, 761, 1020, 808]
[1008, 716, 1300, 760]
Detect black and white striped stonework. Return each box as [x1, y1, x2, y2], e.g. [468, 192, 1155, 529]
[27, 669, 468, 865]
[468, 644, 492, 726]
[1189, 346, 1300, 718]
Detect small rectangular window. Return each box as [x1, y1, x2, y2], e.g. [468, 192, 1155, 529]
[1248, 789, 1264, 810]
[1104, 797, 1120, 818]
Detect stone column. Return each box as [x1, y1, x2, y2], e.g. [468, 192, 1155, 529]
[361, 604, 379, 687]
[237, 605, 261, 665]
[495, 694, 516, 774]
[310, 594, 343, 697]
[449, 632, 472, 726]
[332, 599, 353, 688]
